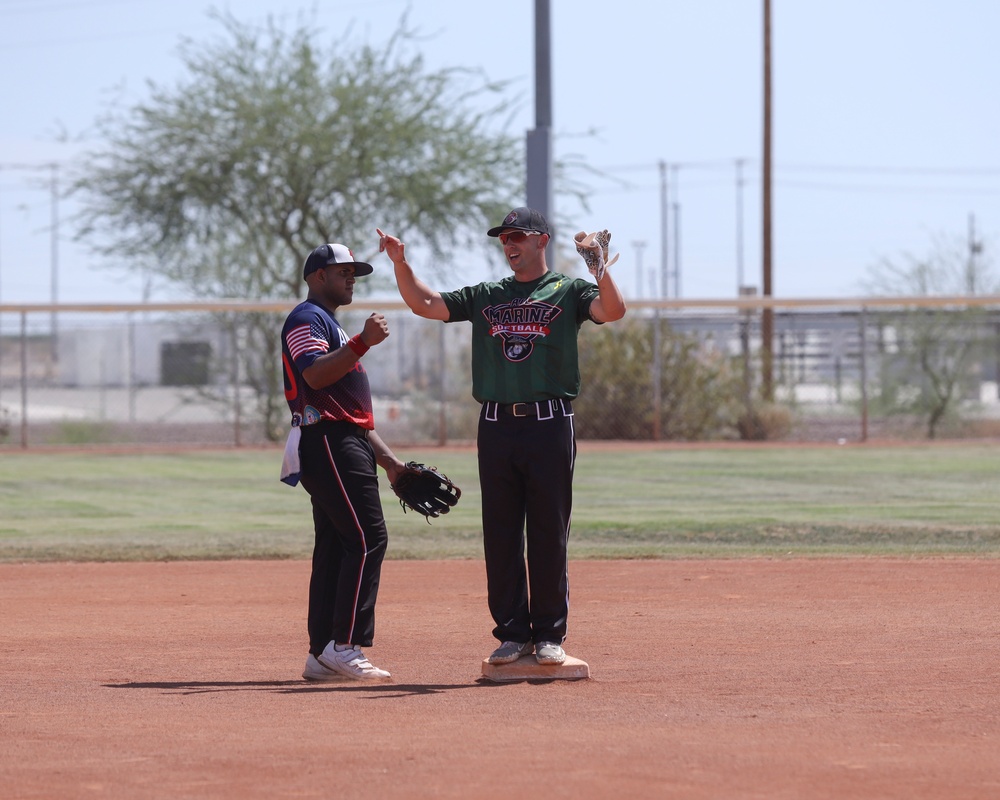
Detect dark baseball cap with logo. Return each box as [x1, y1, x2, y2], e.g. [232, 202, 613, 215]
[302, 243, 373, 280]
[486, 207, 552, 238]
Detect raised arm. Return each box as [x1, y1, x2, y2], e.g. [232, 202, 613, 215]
[575, 229, 627, 323]
[377, 228, 450, 321]
[588, 269, 627, 322]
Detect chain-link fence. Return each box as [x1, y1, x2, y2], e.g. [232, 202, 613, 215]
[3, 297, 1000, 449]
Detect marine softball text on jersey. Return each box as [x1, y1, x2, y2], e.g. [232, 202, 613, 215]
[483, 298, 562, 362]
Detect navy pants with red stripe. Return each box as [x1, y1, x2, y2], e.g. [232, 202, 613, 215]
[297, 421, 388, 653]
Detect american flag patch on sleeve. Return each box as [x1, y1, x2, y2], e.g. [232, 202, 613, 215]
[286, 321, 329, 361]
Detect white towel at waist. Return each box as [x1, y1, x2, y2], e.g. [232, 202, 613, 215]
[279, 426, 302, 486]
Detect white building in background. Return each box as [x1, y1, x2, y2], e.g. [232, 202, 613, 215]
[56, 319, 227, 389]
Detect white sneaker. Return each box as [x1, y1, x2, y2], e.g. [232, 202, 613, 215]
[534, 642, 566, 665]
[303, 653, 350, 682]
[318, 642, 392, 681]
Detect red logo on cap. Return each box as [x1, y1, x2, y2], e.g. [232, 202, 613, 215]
[504, 212, 518, 225]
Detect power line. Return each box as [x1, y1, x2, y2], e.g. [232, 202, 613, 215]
[0, 0, 134, 15]
[598, 159, 742, 173]
[588, 178, 1000, 198]
[777, 163, 1000, 176]
[774, 180, 1000, 196]
[597, 159, 1000, 177]
[0, 23, 208, 50]
[0, 0, 406, 49]
[0, 161, 62, 170]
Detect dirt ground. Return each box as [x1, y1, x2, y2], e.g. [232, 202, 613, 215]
[2, 558, 999, 799]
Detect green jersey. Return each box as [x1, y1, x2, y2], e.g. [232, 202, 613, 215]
[441, 271, 600, 403]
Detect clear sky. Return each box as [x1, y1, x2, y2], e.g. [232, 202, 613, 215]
[0, 0, 997, 304]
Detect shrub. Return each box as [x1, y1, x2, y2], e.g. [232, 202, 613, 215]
[576, 317, 745, 440]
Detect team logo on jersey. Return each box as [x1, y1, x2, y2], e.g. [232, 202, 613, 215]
[303, 405, 322, 425]
[483, 298, 562, 361]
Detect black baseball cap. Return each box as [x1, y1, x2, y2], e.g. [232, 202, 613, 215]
[486, 207, 551, 237]
[302, 243, 373, 279]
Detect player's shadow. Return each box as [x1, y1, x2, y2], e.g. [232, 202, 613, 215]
[103, 680, 484, 697]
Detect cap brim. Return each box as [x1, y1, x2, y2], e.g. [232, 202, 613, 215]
[304, 261, 373, 278]
[488, 225, 541, 237]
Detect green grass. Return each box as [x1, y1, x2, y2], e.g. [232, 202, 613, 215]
[2, 443, 1000, 562]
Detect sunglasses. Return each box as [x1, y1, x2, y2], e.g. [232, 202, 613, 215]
[497, 230, 543, 245]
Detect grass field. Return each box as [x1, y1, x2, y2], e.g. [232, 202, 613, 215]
[2, 442, 999, 562]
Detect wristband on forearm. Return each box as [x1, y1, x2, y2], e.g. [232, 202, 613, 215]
[347, 334, 370, 357]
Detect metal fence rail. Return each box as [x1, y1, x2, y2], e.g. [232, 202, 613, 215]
[3, 296, 1000, 449]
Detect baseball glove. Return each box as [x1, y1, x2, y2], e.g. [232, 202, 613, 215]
[574, 229, 620, 281]
[391, 461, 462, 521]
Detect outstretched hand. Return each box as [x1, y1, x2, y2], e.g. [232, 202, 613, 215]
[376, 228, 405, 264]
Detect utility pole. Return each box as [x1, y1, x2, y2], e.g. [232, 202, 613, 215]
[632, 240, 647, 299]
[761, 0, 774, 401]
[659, 160, 669, 298]
[526, 0, 553, 256]
[0, 167, 4, 414]
[672, 200, 681, 298]
[735, 158, 746, 293]
[967, 212, 982, 294]
[653, 160, 670, 442]
[671, 163, 681, 298]
[0, 167, 3, 310]
[50, 163, 59, 370]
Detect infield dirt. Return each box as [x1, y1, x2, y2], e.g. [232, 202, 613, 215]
[2, 558, 999, 799]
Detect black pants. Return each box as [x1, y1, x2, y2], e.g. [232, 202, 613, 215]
[477, 400, 576, 645]
[297, 422, 388, 653]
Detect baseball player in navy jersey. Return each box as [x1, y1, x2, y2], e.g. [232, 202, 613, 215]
[377, 208, 626, 667]
[280, 242, 407, 682]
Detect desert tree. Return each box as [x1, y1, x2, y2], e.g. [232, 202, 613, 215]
[862, 231, 997, 439]
[71, 11, 524, 438]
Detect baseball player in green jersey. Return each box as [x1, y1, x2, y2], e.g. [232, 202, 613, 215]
[377, 207, 626, 667]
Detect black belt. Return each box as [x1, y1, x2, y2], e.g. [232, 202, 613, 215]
[486, 400, 572, 418]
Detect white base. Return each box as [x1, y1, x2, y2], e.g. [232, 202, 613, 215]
[481, 654, 590, 683]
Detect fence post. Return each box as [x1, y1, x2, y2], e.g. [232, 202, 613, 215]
[232, 322, 243, 447]
[739, 286, 757, 422]
[651, 308, 662, 441]
[19, 311, 28, 449]
[127, 311, 137, 423]
[437, 323, 447, 446]
[859, 306, 868, 443]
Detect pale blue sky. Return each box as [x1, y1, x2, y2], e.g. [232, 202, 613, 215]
[1, 0, 997, 304]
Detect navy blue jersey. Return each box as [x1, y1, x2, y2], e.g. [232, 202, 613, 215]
[281, 299, 374, 429]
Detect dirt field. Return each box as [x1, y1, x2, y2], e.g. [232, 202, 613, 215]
[2, 558, 999, 799]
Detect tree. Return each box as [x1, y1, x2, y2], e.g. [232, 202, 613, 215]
[862, 232, 997, 439]
[71, 11, 525, 438]
[74, 11, 524, 295]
